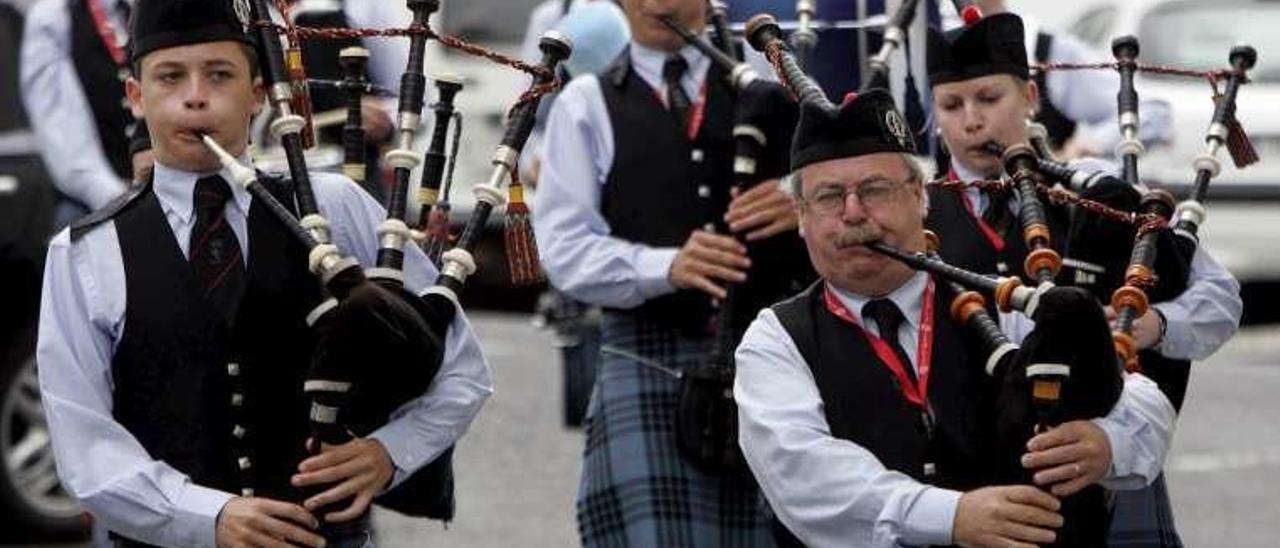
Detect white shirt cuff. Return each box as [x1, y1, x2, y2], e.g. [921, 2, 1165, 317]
[635, 247, 679, 300]
[368, 420, 452, 491]
[1092, 414, 1147, 490]
[1151, 302, 1188, 358]
[900, 487, 962, 546]
[176, 483, 235, 548]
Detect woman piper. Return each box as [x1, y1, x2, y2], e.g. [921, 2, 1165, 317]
[923, 12, 1242, 546]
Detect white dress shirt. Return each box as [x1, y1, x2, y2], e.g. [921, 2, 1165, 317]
[734, 271, 1178, 547]
[950, 160, 1242, 361]
[37, 161, 493, 548]
[531, 41, 708, 309]
[533, 37, 779, 308]
[20, 0, 133, 210]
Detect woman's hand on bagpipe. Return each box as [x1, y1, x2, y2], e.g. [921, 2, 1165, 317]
[292, 437, 395, 523]
[360, 97, 394, 145]
[669, 230, 751, 300]
[725, 181, 797, 240]
[953, 485, 1063, 548]
[1104, 305, 1164, 350]
[1021, 420, 1113, 497]
[215, 496, 324, 548]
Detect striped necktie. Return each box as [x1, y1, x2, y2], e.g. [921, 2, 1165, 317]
[190, 175, 246, 322]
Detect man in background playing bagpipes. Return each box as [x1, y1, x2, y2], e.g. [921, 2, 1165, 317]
[532, 0, 812, 544]
[924, 11, 1242, 545]
[733, 82, 1178, 547]
[34, 0, 492, 545]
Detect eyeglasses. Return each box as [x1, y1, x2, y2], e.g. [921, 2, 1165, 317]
[802, 179, 906, 217]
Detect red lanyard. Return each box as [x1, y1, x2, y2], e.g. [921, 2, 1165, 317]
[652, 78, 709, 140]
[822, 280, 936, 409]
[948, 167, 1006, 252]
[87, 0, 128, 68]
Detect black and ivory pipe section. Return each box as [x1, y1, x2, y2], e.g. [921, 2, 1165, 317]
[200, 134, 356, 327]
[1172, 45, 1257, 245]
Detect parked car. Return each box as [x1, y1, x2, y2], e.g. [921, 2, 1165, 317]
[1067, 0, 1280, 295]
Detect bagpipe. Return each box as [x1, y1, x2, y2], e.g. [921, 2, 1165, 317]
[413, 74, 464, 266]
[978, 38, 1259, 408]
[997, 143, 1064, 286]
[657, 7, 813, 475]
[862, 0, 922, 91]
[789, 0, 817, 68]
[749, 10, 1122, 545]
[214, 0, 573, 528]
[870, 234, 1122, 546]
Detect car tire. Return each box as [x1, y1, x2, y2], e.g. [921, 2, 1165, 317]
[0, 324, 90, 542]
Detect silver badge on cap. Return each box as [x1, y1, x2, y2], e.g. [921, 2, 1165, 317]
[233, 0, 252, 33]
[884, 110, 912, 150]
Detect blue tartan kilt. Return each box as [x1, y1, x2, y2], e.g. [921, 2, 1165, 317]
[1108, 474, 1183, 547]
[576, 312, 774, 548]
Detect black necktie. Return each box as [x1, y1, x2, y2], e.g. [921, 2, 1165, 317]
[662, 55, 692, 134]
[117, 0, 132, 24]
[983, 188, 1014, 236]
[862, 299, 918, 385]
[190, 175, 245, 322]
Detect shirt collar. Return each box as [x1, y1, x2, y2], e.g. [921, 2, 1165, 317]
[951, 159, 996, 214]
[152, 158, 252, 224]
[828, 270, 930, 332]
[629, 39, 709, 93]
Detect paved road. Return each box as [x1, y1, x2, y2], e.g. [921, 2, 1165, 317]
[16, 314, 1280, 547]
[1162, 325, 1280, 548]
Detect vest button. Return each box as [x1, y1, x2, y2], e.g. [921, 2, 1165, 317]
[703, 223, 715, 232]
[691, 149, 704, 162]
[697, 185, 711, 198]
[227, 363, 240, 376]
[231, 393, 244, 407]
[241, 488, 255, 497]
[232, 425, 246, 439]
[238, 456, 252, 470]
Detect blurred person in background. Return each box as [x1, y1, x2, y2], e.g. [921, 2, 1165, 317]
[533, 0, 807, 544]
[969, 0, 1173, 159]
[927, 12, 1242, 547]
[522, 0, 629, 429]
[21, 0, 146, 225]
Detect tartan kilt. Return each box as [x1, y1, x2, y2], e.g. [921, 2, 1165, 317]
[576, 312, 774, 548]
[1108, 474, 1183, 547]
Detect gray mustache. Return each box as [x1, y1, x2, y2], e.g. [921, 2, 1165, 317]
[834, 224, 883, 248]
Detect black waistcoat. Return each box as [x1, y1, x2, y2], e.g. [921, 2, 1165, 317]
[770, 280, 1000, 545]
[598, 51, 734, 334]
[925, 187, 1069, 283]
[69, 0, 133, 180]
[108, 179, 322, 504]
[1032, 32, 1078, 150]
[928, 186, 1194, 411]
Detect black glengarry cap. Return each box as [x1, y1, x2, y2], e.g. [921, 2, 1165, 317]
[927, 12, 1029, 86]
[130, 0, 255, 63]
[791, 88, 917, 171]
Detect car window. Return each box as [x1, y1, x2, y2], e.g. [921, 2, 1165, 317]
[1140, 0, 1278, 83]
[445, 0, 551, 43]
[1069, 5, 1117, 49]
